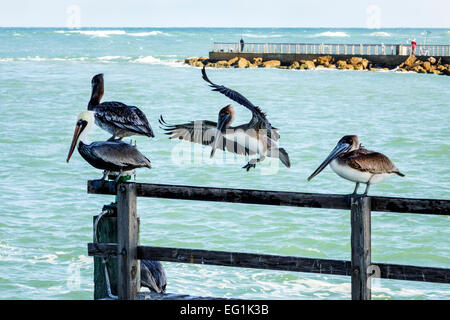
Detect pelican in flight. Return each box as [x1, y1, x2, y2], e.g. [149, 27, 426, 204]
[66, 111, 151, 182]
[140, 260, 167, 294]
[307, 135, 405, 195]
[159, 67, 290, 171]
[88, 73, 154, 141]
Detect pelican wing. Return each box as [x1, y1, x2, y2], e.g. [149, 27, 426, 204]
[201, 67, 274, 133]
[140, 260, 167, 293]
[94, 101, 154, 137]
[89, 141, 151, 168]
[159, 116, 255, 156]
[346, 150, 399, 174]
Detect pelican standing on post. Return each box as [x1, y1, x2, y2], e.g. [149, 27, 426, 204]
[159, 67, 290, 171]
[66, 111, 151, 182]
[307, 135, 405, 195]
[88, 73, 154, 141]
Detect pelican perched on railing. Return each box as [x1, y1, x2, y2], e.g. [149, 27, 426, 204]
[88, 73, 154, 141]
[159, 68, 290, 171]
[66, 111, 151, 182]
[307, 135, 405, 195]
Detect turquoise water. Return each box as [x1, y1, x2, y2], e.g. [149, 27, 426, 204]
[0, 28, 449, 300]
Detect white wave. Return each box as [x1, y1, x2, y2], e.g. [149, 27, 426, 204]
[369, 31, 391, 37]
[128, 31, 170, 37]
[96, 56, 131, 63]
[132, 55, 184, 67]
[55, 30, 170, 37]
[55, 30, 126, 37]
[312, 31, 350, 37]
[242, 33, 282, 38]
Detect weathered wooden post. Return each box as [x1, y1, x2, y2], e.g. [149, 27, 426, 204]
[117, 183, 140, 300]
[350, 195, 372, 300]
[93, 204, 118, 299]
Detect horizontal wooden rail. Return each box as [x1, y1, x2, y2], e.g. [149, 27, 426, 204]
[88, 243, 450, 284]
[87, 180, 450, 215]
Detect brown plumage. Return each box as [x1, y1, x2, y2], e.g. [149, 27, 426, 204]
[343, 149, 405, 176]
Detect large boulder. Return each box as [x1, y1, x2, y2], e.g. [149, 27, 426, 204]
[228, 57, 239, 65]
[422, 61, 433, 73]
[237, 57, 251, 68]
[299, 60, 315, 69]
[336, 60, 347, 69]
[349, 57, 363, 65]
[316, 55, 333, 66]
[192, 61, 204, 68]
[288, 61, 300, 69]
[253, 57, 263, 66]
[427, 57, 436, 64]
[185, 57, 198, 65]
[403, 55, 417, 67]
[262, 60, 281, 68]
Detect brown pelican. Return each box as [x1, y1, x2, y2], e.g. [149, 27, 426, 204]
[140, 260, 167, 294]
[88, 73, 154, 141]
[66, 111, 151, 182]
[307, 135, 405, 195]
[159, 68, 290, 171]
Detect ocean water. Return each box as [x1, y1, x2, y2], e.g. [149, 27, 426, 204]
[0, 27, 449, 300]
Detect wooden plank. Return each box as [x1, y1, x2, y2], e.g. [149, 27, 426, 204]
[88, 243, 450, 283]
[87, 180, 450, 215]
[350, 196, 372, 300]
[93, 210, 118, 300]
[138, 245, 352, 276]
[117, 183, 140, 300]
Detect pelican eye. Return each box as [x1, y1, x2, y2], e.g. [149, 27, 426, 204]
[77, 119, 88, 127]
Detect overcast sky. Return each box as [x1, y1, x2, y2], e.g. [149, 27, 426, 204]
[1, 0, 449, 28]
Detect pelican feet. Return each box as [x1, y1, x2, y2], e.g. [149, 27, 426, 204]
[242, 162, 256, 171]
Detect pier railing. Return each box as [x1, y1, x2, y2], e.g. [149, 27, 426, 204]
[212, 42, 450, 57]
[87, 180, 450, 300]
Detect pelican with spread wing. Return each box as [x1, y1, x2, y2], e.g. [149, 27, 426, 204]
[159, 67, 290, 171]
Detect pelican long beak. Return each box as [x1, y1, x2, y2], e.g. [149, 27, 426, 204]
[307, 142, 351, 181]
[66, 123, 83, 163]
[210, 113, 230, 158]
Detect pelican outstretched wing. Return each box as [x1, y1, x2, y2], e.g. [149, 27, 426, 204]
[159, 115, 254, 156]
[201, 66, 274, 134]
[94, 101, 154, 137]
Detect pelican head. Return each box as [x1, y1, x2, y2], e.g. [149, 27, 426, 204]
[210, 105, 235, 158]
[307, 135, 359, 181]
[66, 111, 94, 163]
[88, 73, 104, 108]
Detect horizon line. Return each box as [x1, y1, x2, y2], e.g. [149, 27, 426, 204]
[0, 26, 449, 29]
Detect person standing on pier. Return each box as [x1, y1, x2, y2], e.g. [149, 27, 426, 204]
[240, 37, 245, 52]
[411, 39, 417, 55]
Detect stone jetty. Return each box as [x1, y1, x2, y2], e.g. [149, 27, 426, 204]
[183, 55, 450, 76]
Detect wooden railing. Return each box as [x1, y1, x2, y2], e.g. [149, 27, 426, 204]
[87, 180, 450, 300]
[211, 42, 450, 57]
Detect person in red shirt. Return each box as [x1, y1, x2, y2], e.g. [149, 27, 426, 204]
[411, 39, 417, 55]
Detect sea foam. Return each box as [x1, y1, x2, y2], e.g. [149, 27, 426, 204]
[369, 31, 391, 37]
[312, 31, 350, 37]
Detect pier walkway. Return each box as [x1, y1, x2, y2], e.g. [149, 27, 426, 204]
[210, 42, 450, 65]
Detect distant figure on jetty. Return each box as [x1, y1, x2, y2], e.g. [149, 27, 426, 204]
[411, 39, 417, 55]
[240, 37, 245, 52]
